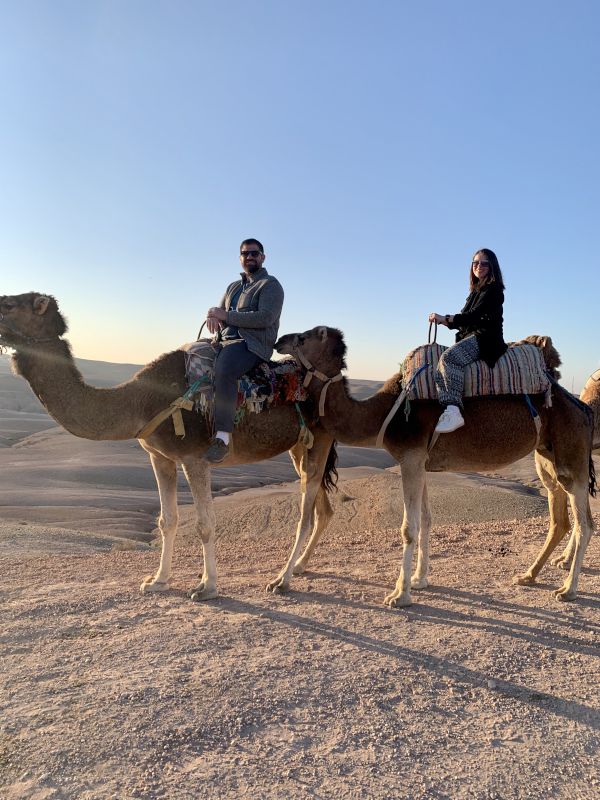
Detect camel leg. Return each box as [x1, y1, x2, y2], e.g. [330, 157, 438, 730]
[292, 487, 334, 575]
[384, 456, 426, 608]
[180, 458, 218, 601]
[411, 478, 431, 589]
[554, 488, 593, 601]
[266, 471, 323, 594]
[283, 437, 336, 576]
[266, 435, 334, 593]
[514, 451, 570, 587]
[550, 527, 576, 570]
[140, 450, 179, 593]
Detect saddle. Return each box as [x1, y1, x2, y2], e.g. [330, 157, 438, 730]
[401, 341, 551, 401]
[181, 340, 307, 420]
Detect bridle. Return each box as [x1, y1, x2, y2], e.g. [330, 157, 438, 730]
[0, 313, 58, 345]
[288, 335, 344, 417]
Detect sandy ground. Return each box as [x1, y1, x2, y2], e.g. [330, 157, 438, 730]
[2, 459, 599, 800]
[1, 355, 598, 798]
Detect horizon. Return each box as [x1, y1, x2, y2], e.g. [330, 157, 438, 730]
[2, 1, 599, 391]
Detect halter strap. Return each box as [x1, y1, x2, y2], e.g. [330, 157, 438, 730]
[0, 313, 59, 345]
[290, 341, 344, 417]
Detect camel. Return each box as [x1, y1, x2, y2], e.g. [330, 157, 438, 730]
[581, 369, 600, 452]
[275, 326, 596, 607]
[0, 293, 338, 599]
[550, 369, 600, 572]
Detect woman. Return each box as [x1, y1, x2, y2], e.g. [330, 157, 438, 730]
[428, 248, 506, 434]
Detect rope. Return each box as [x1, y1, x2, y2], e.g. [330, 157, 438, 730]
[294, 402, 315, 494]
[136, 395, 195, 440]
[136, 377, 209, 440]
[428, 320, 438, 344]
[524, 394, 542, 450]
[375, 364, 428, 449]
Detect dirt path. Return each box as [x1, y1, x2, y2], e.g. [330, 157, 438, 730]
[1, 471, 599, 799]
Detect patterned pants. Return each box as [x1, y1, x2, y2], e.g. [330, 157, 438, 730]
[435, 335, 480, 409]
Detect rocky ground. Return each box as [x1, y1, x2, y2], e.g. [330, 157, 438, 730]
[1, 466, 599, 800]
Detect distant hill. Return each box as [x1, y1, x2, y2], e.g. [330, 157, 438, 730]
[0, 354, 143, 415]
[0, 353, 383, 440]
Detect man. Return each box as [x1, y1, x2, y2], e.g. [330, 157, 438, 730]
[204, 238, 284, 463]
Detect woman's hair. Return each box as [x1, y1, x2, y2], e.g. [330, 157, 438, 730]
[469, 248, 505, 291]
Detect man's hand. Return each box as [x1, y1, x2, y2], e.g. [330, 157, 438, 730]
[206, 307, 227, 334]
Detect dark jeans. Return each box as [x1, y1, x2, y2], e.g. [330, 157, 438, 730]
[214, 340, 262, 432]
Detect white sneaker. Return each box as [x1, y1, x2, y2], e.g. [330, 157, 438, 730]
[435, 405, 465, 434]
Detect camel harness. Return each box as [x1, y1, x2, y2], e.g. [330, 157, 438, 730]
[287, 336, 344, 417]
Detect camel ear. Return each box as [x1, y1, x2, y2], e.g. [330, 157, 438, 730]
[33, 296, 50, 316]
[318, 326, 328, 342]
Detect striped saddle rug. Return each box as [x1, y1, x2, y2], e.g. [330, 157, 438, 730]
[401, 342, 550, 401]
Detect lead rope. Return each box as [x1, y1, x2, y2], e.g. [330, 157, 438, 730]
[524, 394, 542, 450]
[294, 402, 314, 494]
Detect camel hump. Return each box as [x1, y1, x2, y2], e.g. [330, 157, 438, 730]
[401, 341, 551, 401]
[513, 334, 562, 379]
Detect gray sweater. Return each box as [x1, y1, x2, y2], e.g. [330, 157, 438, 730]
[219, 267, 284, 361]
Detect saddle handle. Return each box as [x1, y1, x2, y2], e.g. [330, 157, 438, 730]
[196, 319, 223, 343]
[428, 321, 438, 344]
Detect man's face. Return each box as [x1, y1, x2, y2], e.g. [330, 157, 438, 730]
[239, 244, 265, 275]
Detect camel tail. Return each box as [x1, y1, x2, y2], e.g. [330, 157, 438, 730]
[589, 455, 597, 498]
[322, 441, 339, 493]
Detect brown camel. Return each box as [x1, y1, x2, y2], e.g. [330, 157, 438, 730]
[275, 326, 596, 606]
[0, 293, 337, 599]
[551, 368, 600, 571]
[581, 369, 600, 452]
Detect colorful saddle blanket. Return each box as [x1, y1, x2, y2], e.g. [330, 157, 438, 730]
[180, 340, 307, 421]
[401, 342, 550, 401]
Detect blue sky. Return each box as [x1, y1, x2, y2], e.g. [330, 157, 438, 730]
[2, 0, 599, 389]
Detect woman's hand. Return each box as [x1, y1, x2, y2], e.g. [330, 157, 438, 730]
[428, 312, 447, 326]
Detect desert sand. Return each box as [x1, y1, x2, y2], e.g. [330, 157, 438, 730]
[1, 354, 599, 799]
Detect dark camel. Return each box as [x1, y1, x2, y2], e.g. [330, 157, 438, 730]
[275, 326, 596, 606]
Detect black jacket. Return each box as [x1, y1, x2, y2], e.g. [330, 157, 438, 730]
[447, 283, 506, 367]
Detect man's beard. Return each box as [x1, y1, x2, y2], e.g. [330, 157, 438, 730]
[245, 262, 260, 274]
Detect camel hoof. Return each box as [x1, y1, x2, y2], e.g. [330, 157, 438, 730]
[266, 578, 289, 594]
[384, 592, 412, 608]
[140, 576, 170, 593]
[554, 586, 576, 602]
[188, 584, 218, 602]
[550, 555, 572, 571]
[513, 573, 536, 586]
[411, 576, 429, 590]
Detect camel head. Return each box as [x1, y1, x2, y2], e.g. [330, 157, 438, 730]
[514, 334, 562, 379]
[275, 326, 347, 377]
[0, 292, 67, 348]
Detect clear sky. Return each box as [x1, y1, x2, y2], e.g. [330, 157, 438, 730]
[2, 0, 599, 390]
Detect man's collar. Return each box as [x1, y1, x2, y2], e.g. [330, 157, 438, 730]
[240, 266, 268, 283]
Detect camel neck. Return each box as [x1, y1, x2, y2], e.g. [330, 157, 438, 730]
[12, 340, 155, 441]
[318, 376, 402, 446]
